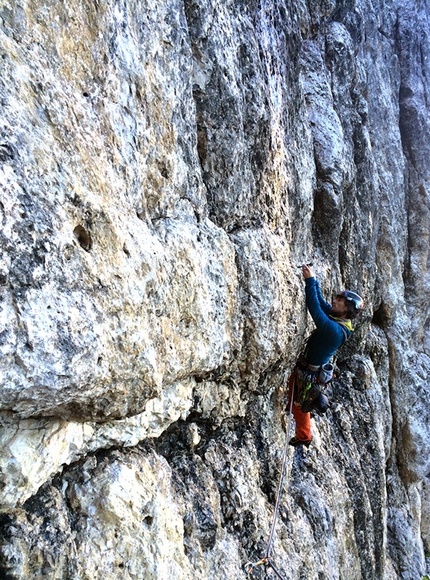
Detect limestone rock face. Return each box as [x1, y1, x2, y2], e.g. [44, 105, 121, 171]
[0, 0, 429, 579]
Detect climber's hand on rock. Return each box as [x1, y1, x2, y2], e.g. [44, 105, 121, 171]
[302, 265, 315, 279]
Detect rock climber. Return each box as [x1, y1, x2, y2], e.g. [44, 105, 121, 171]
[287, 264, 364, 448]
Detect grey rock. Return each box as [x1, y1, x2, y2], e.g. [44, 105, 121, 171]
[0, 0, 429, 579]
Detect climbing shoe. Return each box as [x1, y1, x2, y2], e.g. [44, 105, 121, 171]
[300, 384, 321, 413]
[289, 436, 312, 448]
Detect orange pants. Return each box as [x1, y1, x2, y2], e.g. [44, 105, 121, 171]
[288, 370, 312, 441]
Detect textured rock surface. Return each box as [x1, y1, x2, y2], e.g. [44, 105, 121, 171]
[0, 0, 429, 579]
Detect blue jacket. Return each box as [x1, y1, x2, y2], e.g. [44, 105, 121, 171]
[303, 277, 352, 366]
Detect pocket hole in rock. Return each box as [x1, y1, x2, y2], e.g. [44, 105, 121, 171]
[73, 225, 92, 251]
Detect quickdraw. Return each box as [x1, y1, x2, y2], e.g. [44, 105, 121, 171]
[246, 556, 287, 580]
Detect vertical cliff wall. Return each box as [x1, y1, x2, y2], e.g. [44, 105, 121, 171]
[0, 0, 429, 578]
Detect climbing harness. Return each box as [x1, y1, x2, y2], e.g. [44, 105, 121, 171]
[295, 356, 334, 414]
[245, 375, 296, 580]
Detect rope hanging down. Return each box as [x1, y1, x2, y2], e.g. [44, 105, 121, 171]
[246, 376, 296, 579]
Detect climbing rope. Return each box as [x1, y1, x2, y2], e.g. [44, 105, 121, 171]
[246, 374, 296, 579]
